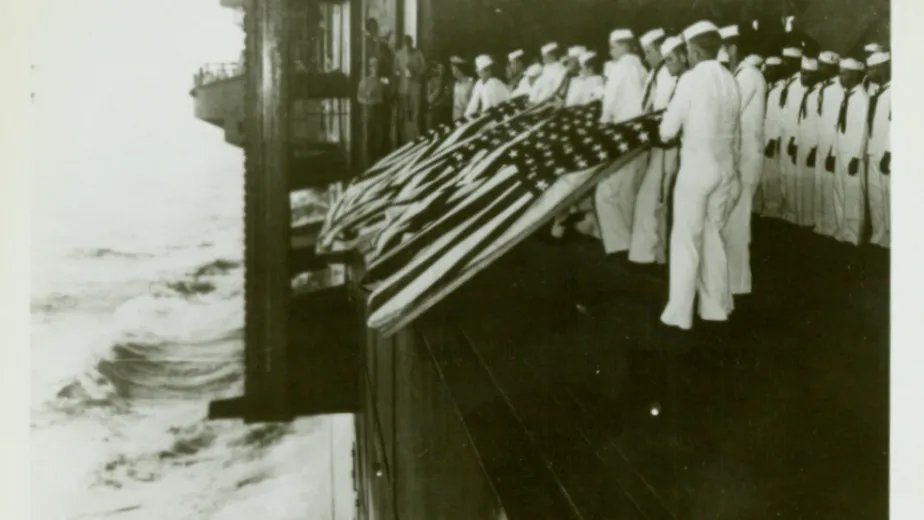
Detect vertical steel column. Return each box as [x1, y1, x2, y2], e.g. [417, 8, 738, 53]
[242, 0, 293, 422]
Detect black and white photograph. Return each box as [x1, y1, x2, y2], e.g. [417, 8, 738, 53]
[3, 0, 924, 519]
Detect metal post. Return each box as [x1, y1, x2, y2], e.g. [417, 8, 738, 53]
[242, 0, 292, 422]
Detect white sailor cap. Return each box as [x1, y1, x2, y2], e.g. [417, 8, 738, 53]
[867, 51, 890, 67]
[719, 25, 739, 40]
[475, 54, 494, 71]
[839, 58, 865, 71]
[525, 63, 543, 78]
[568, 45, 587, 58]
[660, 36, 683, 56]
[744, 54, 764, 67]
[609, 29, 635, 43]
[541, 42, 559, 55]
[508, 49, 524, 62]
[818, 51, 840, 65]
[782, 47, 803, 58]
[578, 51, 597, 66]
[639, 28, 665, 47]
[718, 47, 730, 63]
[449, 55, 466, 66]
[765, 56, 783, 66]
[864, 43, 884, 54]
[801, 57, 818, 71]
[683, 20, 719, 41]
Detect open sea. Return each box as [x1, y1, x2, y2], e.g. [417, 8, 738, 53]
[30, 2, 350, 518]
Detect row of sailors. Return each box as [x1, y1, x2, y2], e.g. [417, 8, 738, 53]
[449, 21, 891, 330]
[758, 46, 891, 249]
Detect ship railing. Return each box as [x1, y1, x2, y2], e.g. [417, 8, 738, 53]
[193, 62, 244, 88]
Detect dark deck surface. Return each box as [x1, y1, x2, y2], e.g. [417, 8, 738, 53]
[423, 215, 889, 520]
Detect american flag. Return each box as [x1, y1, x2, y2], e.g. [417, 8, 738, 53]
[320, 95, 538, 250]
[319, 95, 557, 253]
[363, 102, 665, 333]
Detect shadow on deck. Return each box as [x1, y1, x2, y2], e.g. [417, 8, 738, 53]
[423, 215, 889, 519]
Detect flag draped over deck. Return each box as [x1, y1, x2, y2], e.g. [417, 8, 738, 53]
[319, 95, 665, 334]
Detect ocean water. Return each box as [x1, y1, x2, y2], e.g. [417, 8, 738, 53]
[30, 141, 354, 520]
[30, 2, 351, 518]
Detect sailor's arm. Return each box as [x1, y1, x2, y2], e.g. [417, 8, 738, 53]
[659, 73, 690, 143]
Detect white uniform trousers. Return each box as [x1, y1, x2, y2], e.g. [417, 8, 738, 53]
[813, 147, 838, 237]
[661, 171, 736, 330]
[759, 139, 783, 218]
[833, 154, 867, 245]
[628, 148, 671, 264]
[595, 155, 646, 254]
[723, 181, 759, 295]
[867, 153, 890, 248]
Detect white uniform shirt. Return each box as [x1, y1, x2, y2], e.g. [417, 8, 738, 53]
[642, 64, 676, 112]
[464, 77, 510, 117]
[778, 73, 808, 161]
[764, 80, 785, 149]
[453, 77, 475, 120]
[833, 83, 870, 159]
[867, 82, 891, 156]
[564, 74, 604, 107]
[529, 62, 569, 103]
[816, 78, 843, 158]
[734, 61, 767, 151]
[511, 75, 533, 98]
[660, 59, 741, 176]
[600, 53, 647, 124]
[604, 60, 617, 81]
[797, 81, 824, 153]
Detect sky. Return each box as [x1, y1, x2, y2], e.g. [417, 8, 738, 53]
[30, 0, 245, 245]
[31, 0, 243, 175]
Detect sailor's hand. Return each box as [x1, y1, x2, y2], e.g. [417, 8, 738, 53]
[764, 140, 775, 158]
[806, 147, 817, 168]
[787, 137, 797, 158]
[848, 157, 860, 176]
[825, 151, 836, 173]
[880, 152, 890, 175]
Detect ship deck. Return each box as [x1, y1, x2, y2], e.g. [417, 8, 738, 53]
[412, 215, 890, 520]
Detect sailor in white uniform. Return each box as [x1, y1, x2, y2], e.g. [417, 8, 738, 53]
[450, 56, 475, 121]
[862, 43, 885, 94]
[562, 45, 589, 107]
[550, 50, 606, 240]
[759, 48, 801, 218]
[529, 42, 569, 104]
[628, 28, 679, 267]
[506, 49, 529, 94]
[755, 56, 783, 216]
[512, 63, 542, 98]
[865, 51, 891, 248]
[464, 54, 510, 117]
[831, 57, 870, 245]
[659, 21, 741, 330]
[723, 51, 767, 296]
[656, 36, 688, 256]
[574, 51, 605, 104]
[813, 51, 843, 237]
[793, 57, 823, 227]
[718, 24, 740, 70]
[595, 28, 648, 256]
[550, 46, 596, 240]
[778, 56, 813, 224]
[594, 29, 645, 254]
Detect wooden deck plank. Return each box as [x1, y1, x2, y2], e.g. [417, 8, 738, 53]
[419, 316, 583, 520]
[457, 318, 667, 520]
